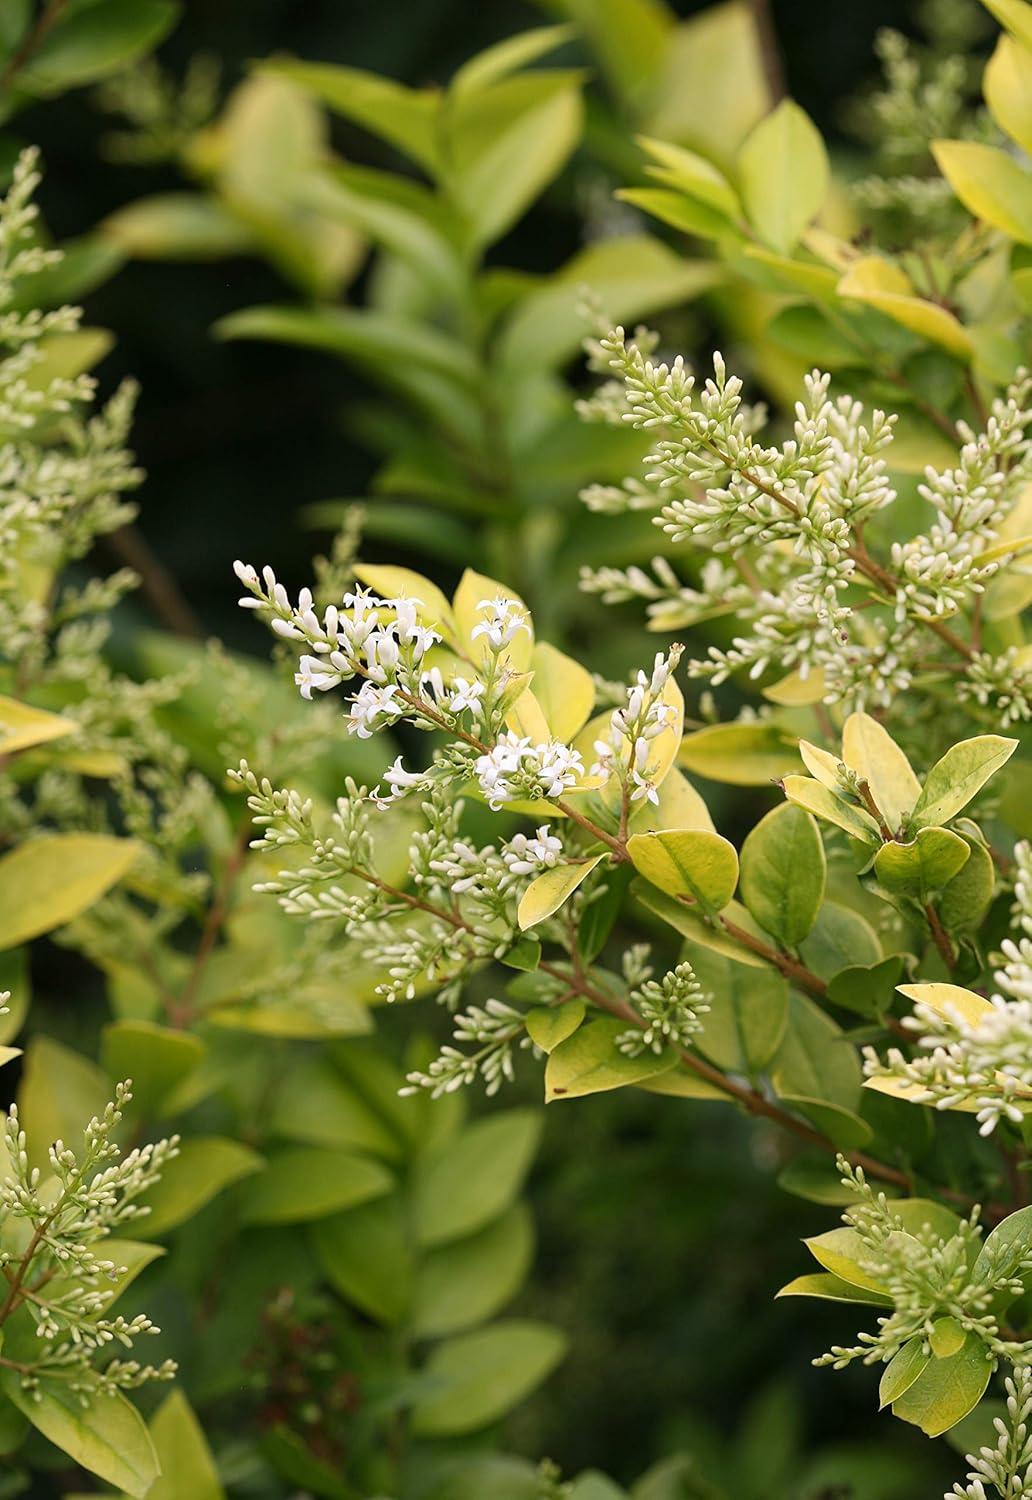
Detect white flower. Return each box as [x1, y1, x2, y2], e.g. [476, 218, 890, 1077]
[471, 597, 530, 651]
[347, 681, 403, 738]
[295, 655, 342, 699]
[474, 733, 584, 808]
[501, 825, 563, 876]
[447, 677, 485, 715]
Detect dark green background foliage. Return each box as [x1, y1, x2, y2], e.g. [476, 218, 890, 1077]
[25, 0, 922, 640]
[3, 2, 992, 1494]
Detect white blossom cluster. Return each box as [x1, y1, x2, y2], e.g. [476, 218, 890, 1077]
[0, 1081, 178, 1400]
[616, 960, 710, 1056]
[950, 1365, 1032, 1500]
[235, 563, 597, 811]
[582, 327, 1032, 716]
[231, 766, 559, 1006]
[864, 843, 1032, 1135]
[401, 997, 535, 1098]
[590, 646, 681, 806]
[579, 555, 749, 634]
[816, 1162, 1032, 1375]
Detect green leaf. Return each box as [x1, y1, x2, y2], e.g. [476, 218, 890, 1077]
[0, 695, 76, 754]
[737, 100, 829, 253]
[933, 139, 1032, 245]
[451, 23, 575, 96]
[260, 59, 442, 174]
[676, 722, 802, 785]
[411, 1202, 533, 1337]
[739, 803, 825, 946]
[626, 828, 739, 912]
[518, 854, 606, 930]
[973, 1204, 1032, 1281]
[616, 185, 736, 242]
[445, 72, 584, 247]
[239, 1147, 393, 1226]
[639, 135, 741, 216]
[879, 1339, 931, 1408]
[771, 992, 861, 1111]
[781, 776, 880, 844]
[133, 1137, 264, 1237]
[980, 0, 1032, 48]
[874, 826, 971, 900]
[17, 1037, 109, 1173]
[0, 833, 138, 950]
[633, 881, 769, 968]
[102, 194, 253, 261]
[410, 1320, 566, 1436]
[100, 1021, 204, 1117]
[910, 735, 1019, 828]
[412, 1110, 542, 1247]
[144, 1390, 224, 1500]
[837, 256, 972, 358]
[525, 998, 586, 1053]
[891, 1331, 993, 1436]
[646, 0, 771, 171]
[14, 0, 176, 96]
[499, 233, 721, 372]
[502, 936, 542, 972]
[938, 831, 996, 933]
[841, 711, 921, 833]
[803, 1226, 893, 1292]
[2, 1377, 157, 1497]
[311, 1193, 412, 1326]
[775, 1271, 893, 1306]
[827, 956, 905, 1019]
[985, 34, 1032, 153]
[267, 1057, 402, 1159]
[799, 901, 882, 979]
[545, 1017, 676, 1101]
[689, 946, 788, 1074]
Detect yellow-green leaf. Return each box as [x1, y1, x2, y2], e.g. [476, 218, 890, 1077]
[933, 139, 1032, 244]
[980, 0, 1032, 48]
[452, 568, 533, 670]
[841, 711, 921, 833]
[838, 255, 972, 357]
[910, 734, 1019, 828]
[985, 34, 1032, 153]
[782, 776, 880, 844]
[0, 696, 77, 755]
[626, 828, 739, 912]
[873, 826, 970, 900]
[677, 721, 802, 785]
[0, 834, 139, 951]
[545, 1016, 676, 1100]
[529, 641, 594, 741]
[517, 853, 606, 930]
[737, 99, 829, 253]
[352, 563, 457, 643]
[525, 998, 585, 1053]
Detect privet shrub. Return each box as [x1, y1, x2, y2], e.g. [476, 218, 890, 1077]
[2, 0, 1032, 1495]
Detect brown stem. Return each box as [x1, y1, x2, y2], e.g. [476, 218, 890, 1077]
[105, 525, 203, 639]
[856, 778, 895, 842]
[746, 0, 786, 102]
[171, 816, 253, 1026]
[924, 902, 956, 970]
[0, 0, 68, 89]
[716, 915, 828, 1000]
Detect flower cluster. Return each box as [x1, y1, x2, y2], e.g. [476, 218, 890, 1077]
[951, 1365, 1032, 1500]
[474, 733, 585, 809]
[617, 960, 710, 1056]
[0, 1082, 178, 1400]
[582, 328, 1032, 721]
[864, 843, 1032, 1135]
[590, 646, 681, 806]
[814, 1163, 1032, 1375]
